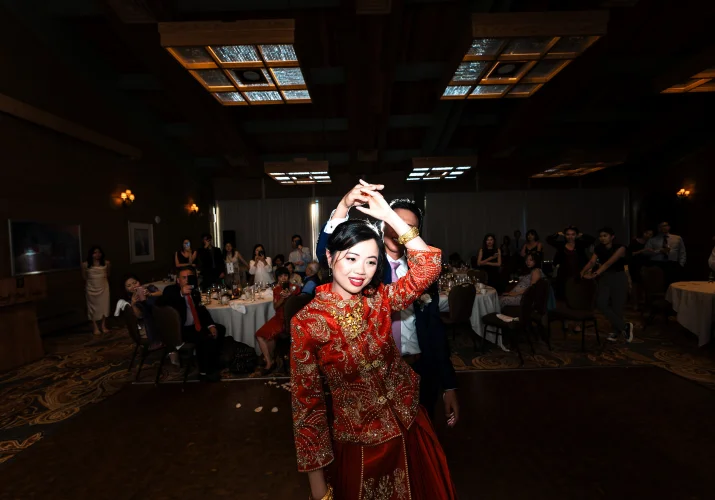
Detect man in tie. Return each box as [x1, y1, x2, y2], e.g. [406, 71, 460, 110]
[317, 183, 459, 426]
[644, 221, 687, 285]
[161, 268, 226, 381]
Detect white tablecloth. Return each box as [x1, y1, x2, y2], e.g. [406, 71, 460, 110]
[205, 294, 275, 353]
[440, 286, 504, 350]
[666, 281, 715, 346]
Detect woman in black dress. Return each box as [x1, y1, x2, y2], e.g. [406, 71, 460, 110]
[547, 226, 595, 333]
[478, 233, 502, 292]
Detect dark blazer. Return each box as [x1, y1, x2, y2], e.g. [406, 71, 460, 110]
[160, 284, 215, 329]
[317, 224, 457, 393]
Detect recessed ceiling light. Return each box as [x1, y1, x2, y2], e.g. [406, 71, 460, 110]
[408, 172, 425, 177]
[414, 168, 429, 171]
[274, 176, 291, 180]
[455, 166, 471, 170]
[432, 167, 453, 171]
[452, 171, 464, 175]
[269, 172, 285, 176]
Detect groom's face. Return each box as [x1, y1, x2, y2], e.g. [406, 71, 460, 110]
[383, 208, 419, 255]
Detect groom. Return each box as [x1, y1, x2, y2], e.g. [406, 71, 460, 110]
[317, 184, 459, 426]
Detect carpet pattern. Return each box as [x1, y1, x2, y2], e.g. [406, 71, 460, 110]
[1, 312, 713, 464]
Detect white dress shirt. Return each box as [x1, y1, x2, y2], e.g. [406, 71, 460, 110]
[249, 257, 274, 284]
[289, 247, 312, 273]
[325, 212, 420, 355]
[386, 254, 421, 356]
[645, 233, 687, 266]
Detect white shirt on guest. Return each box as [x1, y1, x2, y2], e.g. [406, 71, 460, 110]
[249, 257, 274, 284]
[386, 254, 421, 356]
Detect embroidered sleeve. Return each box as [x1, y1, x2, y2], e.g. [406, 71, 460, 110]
[386, 246, 442, 311]
[290, 315, 333, 472]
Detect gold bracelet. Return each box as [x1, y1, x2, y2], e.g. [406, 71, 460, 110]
[310, 485, 334, 500]
[397, 226, 420, 245]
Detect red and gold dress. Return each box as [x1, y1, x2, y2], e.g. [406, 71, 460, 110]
[255, 283, 300, 341]
[290, 247, 457, 500]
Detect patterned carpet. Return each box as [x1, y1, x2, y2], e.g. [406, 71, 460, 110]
[1, 310, 713, 465]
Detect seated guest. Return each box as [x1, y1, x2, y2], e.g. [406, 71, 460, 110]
[123, 274, 163, 350]
[520, 229, 543, 258]
[448, 252, 464, 272]
[272, 254, 285, 272]
[249, 243, 274, 285]
[255, 267, 300, 374]
[477, 233, 502, 292]
[160, 268, 226, 382]
[285, 261, 303, 286]
[500, 253, 544, 308]
[301, 262, 321, 296]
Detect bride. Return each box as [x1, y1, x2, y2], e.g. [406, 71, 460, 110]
[290, 184, 457, 499]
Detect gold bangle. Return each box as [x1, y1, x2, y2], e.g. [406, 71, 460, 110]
[310, 485, 334, 500]
[397, 227, 420, 245]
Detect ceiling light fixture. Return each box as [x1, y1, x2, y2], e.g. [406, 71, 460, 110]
[408, 157, 478, 182]
[531, 161, 622, 178]
[442, 11, 607, 100]
[264, 158, 331, 185]
[159, 20, 311, 106]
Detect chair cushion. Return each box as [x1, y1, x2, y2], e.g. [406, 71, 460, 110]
[482, 312, 519, 330]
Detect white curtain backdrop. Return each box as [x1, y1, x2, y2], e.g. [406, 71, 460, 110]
[423, 188, 630, 262]
[219, 188, 628, 264]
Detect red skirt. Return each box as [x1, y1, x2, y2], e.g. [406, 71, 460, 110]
[328, 407, 457, 500]
[255, 313, 284, 341]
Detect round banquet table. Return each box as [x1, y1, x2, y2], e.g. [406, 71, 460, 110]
[205, 294, 276, 353]
[665, 281, 715, 347]
[439, 286, 505, 350]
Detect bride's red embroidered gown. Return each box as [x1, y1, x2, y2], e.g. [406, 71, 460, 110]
[290, 247, 457, 499]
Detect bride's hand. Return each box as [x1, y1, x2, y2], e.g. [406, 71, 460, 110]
[341, 180, 384, 210]
[353, 182, 394, 222]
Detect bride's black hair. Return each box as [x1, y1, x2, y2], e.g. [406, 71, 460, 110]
[326, 219, 386, 293]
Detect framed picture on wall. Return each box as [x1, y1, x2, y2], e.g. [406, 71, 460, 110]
[128, 222, 155, 264]
[8, 220, 83, 276]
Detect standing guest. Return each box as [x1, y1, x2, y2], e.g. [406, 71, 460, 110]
[123, 275, 163, 350]
[285, 261, 303, 286]
[223, 242, 248, 288]
[174, 238, 197, 270]
[301, 262, 321, 296]
[272, 254, 285, 272]
[292, 185, 457, 499]
[82, 246, 110, 336]
[288, 234, 312, 278]
[628, 228, 654, 310]
[249, 244, 274, 285]
[500, 235, 512, 258]
[644, 221, 686, 286]
[160, 268, 226, 381]
[255, 267, 300, 375]
[547, 226, 595, 332]
[317, 186, 459, 426]
[478, 233, 502, 292]
[581, 227, 633, 343]
[499, 253, 544, 308]
[520, 229, 543, 258]
[709, 244, 715, 273]
[197, 233, 224, 288]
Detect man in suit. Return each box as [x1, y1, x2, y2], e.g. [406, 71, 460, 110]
[644, 221, 687, 286]
[197, 233, 225, 288]
[161, 267, 226, 382]
[317, 184, 459, 426]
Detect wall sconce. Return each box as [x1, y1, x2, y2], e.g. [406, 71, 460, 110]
[189, 203, 199, 214]
[676, 188, 691, 199]
[120, 189, 135, 206]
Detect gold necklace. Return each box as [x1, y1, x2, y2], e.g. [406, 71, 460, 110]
[332, 298, 366, 340]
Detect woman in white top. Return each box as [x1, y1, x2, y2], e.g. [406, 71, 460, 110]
[249, 243, 274, 284]
[224, 242, 249, 288]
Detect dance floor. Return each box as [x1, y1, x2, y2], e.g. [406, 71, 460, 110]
[1, 366, 713, 499]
